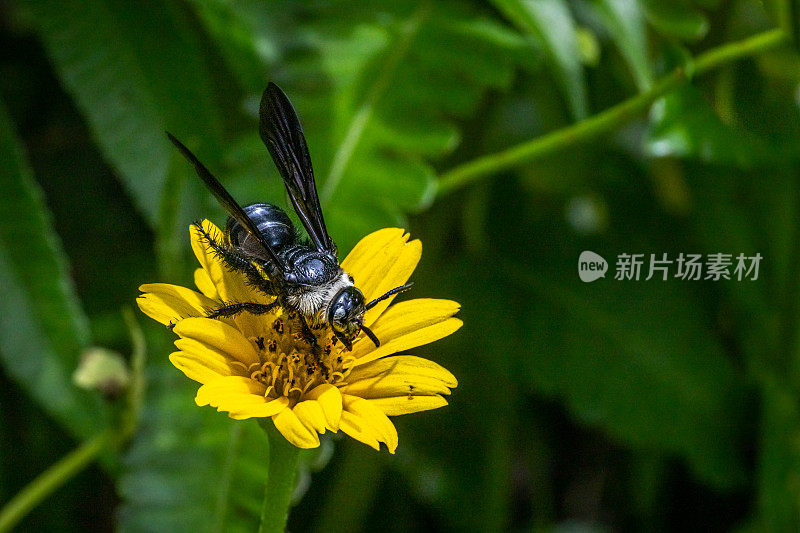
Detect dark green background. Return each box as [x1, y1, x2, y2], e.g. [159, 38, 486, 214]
[2, 0, 800, 530]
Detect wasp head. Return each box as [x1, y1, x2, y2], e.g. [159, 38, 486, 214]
[328, 286, 371, 350]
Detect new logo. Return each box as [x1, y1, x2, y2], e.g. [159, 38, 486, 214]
[578, 251, 607, 282]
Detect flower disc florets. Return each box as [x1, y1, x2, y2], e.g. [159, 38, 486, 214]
[244, 314, 353, 400]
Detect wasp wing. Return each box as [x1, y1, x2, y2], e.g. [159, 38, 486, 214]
[166, 132, 287, 273]
[259, 83, 335, 254]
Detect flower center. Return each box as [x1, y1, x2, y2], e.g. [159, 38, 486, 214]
[246, 313, 354, 402]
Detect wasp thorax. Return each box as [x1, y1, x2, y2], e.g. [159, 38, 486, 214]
[291, 252, 338, 285]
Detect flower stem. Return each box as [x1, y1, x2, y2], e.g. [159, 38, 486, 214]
[436, 28, 787, 196]
[0, 429, 114, 532]
[258, 422, 301, 533]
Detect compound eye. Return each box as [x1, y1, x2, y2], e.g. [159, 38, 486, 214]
[333, 305, 346, 321]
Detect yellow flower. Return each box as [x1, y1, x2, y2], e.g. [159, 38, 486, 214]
[137, 221, 461, 452]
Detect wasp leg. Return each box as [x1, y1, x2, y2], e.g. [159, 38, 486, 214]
[297, 315, 322, 357]
[206, 301, 277, 320]
[193, 222, 276, 296]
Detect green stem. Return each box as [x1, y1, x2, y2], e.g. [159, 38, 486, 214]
[0, 429, 114, 532]
[121, 307, 146, 441]
[692, 28, 787, 73]
[258, 423, 301, 533]
[437, 28, 787, 196]
[778, 190, 800, 385]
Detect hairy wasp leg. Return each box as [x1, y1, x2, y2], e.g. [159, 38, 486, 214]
[297, 315, 322, 357]
[193, 222, 275, 296]
[207, 301, 277, 320]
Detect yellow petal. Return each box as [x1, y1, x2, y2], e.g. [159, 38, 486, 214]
[173, 317, 260, 367]
[341, 228, 421, 326]
[341, 228, 406, 278]
[293, 400, 328, 434]
[305, 384, 343, 431]
[350, 299, 462, 366]
[137, 283, 216, 326]
[258, 396, 291, 417]
[174, 337, 244, 374]
[340, 355, 457, 398]
[340, 395, 398, 453]
[368, 395, 449, 416]
[190, 221, 222, 270]
[191, 221, 225, 287]
[169, 347, 234, 384]
[273, 407, 321, 448]
[194, 377, 288, 420]
[227, 397, 289, 420]
[339, 411, 380, 451]
[194, 268, 219, 300]
[195, 376, 267, 405]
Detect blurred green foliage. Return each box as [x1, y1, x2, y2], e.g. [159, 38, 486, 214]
[1, 0, 800, 531]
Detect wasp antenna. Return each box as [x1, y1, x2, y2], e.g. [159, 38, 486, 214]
[360, 324, 380, 348]
[365, 282, 414, 311]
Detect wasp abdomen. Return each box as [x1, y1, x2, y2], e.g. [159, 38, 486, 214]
[227, 203, 295, 256]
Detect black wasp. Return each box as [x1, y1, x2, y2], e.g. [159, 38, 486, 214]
[167, 83, 411, 351]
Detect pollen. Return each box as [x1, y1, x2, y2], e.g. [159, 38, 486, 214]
[247, 321, 353, 403]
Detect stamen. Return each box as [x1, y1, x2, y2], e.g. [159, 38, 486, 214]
[244, 322, 351, 403]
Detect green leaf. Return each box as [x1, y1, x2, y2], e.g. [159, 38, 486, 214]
[641, 0, 709, 42]
[0, 100, 102, 439]
[684, 165, 794, 414]
[198, 0, 525, 249]
[589, 0, 654, 90]
[492, 0, 589, 119]
[187, 0, 271, 95]
[316, 2, 525, 245]
[646, 85, 767, 166]
[755, 379, 800, 531]
[513, 267, 747, 489]
[29, 0, 224, 228]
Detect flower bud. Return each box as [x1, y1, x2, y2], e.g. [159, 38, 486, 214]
[73, 347, 131, 399]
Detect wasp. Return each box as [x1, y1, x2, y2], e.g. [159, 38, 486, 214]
[167, 83, 411, 350]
